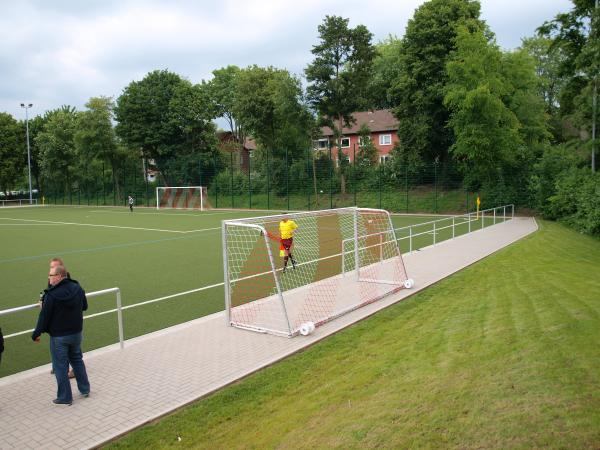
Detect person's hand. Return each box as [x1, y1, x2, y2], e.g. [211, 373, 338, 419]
[33, 336, 40, 343]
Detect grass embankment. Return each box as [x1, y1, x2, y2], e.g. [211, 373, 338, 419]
[108, 220, 600, 449]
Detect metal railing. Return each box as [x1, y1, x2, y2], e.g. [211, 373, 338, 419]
[0, 287, 124, 349]
[0, 198, 39, 207]
[394, 204, 514, 253]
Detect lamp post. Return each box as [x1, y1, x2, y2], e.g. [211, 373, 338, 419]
[20, 103, 33, 204]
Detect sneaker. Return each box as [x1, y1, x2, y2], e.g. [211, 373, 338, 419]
[292, 259, 297, 269]
[282, 267, 286, 274]
[81, 392, 90, 398]
[53, 399, 72, 406]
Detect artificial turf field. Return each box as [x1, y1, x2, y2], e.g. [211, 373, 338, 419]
[0, 204, 501, 377]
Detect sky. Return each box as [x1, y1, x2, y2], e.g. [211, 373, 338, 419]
[0, 0, 573, 122]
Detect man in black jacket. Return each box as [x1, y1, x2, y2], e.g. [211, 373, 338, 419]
[32, 265, 91, 405]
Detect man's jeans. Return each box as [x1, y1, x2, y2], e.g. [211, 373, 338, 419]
[50, 332, 90, 403]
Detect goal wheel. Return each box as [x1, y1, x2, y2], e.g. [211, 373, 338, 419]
[403, 278, 414, 289]
[300, 322, 315, 336]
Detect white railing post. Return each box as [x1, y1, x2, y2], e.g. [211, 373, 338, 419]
[504, 205, 506, 222]
[116, 289, 124, 349]
[512, 204, 514, 219]
[493, 208, 496, 225]
[452, 216, 455, 239]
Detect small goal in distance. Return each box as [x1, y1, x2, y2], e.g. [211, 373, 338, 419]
[156, 186, 211, 210]
[222, 207, 414, 337]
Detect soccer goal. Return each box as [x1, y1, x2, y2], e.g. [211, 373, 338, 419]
[156, 186, 211, 210]
[222, 207, 414, 337]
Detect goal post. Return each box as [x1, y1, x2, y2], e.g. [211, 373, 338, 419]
[222, 207, 413, 337]
[156, 186, 211, 210]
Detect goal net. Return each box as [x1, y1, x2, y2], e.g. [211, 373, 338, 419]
[222, 207, 413, 337]
[156, 186, 211, 210]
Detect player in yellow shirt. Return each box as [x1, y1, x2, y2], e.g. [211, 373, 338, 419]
[279, 216, 298, 273]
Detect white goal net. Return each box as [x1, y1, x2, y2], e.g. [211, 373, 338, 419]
[156, 186, 211, 210]
[222, 207, 413, 337]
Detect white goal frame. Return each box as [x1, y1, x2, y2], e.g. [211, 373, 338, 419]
[222, 207, 412, 337]
[156, 186, 209, 211]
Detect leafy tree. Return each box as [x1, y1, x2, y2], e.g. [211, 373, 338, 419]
[369, 35, 403, 109]
[539, 0, 600, 168]
[233, 65, 313, 195]
[444, 25, 549, 205]
[36, 107, 79, 196]
[115, 70, 185, 181]
[115, 70, 217, 184]
[206, 66, 246, 148]
[0, 112, 24, 192]
[391, 0, 485, 165]
[305, 15, 375, 136]
[356, 124, 378, 166]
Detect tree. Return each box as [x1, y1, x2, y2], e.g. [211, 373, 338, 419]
[305, 15, 375, 196]
[75, 96, 125, 198]
[369, 35, 403, 109]
[391, 0, 485, 165]
[539, 0, 600, 169]
[305, 15, 375, 136]
[206, 66, 246, 148]
[444, 25, 549, 204]
[115, 70, 186, 182]
[356, 124, 378, 166]
[0, 112, 23, 192]
[521, 35, 568, 141]
[36, 107, 79, 196]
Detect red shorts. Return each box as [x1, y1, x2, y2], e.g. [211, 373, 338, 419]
[281, 238, 293, 250]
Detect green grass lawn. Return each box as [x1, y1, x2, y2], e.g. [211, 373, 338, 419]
[106, 220, 600, 449]
[0, 205, 454, 377]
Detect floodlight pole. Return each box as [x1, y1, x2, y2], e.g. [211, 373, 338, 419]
[20, 103, 33, 204]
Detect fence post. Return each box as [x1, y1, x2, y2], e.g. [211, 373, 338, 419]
[306, 146, 311, 210]
[434, 160, 438, 213]
[116, 289, 124, 349]
[482, 210, 485, 230]
[353, 144, 357, 206]
[503, 205, 506, 222]
[248, 151, 252, 209]
[452, 216, 455, 239]
[512, 204, 514, 219]
[286, 146, 289, 211]
[405, 164, 409, 213]
[215, 152, 219, 209]
[230, 151, 234, 208]
[378, 163, 382, 209]
[266, 147, 270, 210]
[494, 208, 496, 224]
[329, 143, 333, 209]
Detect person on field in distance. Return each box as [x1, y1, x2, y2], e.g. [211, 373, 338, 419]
[279, 215, 298, 273]
[128, 195, 134, 212]
[32, 265, 91, 405]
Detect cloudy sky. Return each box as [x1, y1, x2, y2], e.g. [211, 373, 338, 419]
[1, 0, 573, 122]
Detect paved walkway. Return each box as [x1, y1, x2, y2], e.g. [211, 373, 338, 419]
[0, 217, 538, 450]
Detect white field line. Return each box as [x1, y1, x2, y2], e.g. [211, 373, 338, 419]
[0, 217, 219, 234]
[88, 209, 271, 217]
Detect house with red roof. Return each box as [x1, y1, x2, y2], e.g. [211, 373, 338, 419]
[317, 109, 399, 164]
